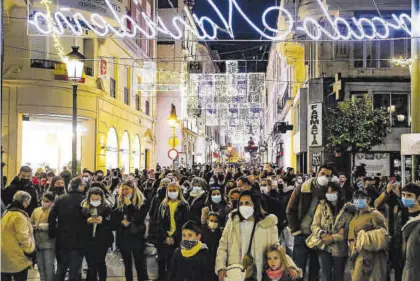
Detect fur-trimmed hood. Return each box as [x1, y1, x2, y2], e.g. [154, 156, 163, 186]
[402, 213, 420, 237]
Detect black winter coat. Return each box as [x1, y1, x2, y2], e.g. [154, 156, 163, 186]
[201, 226, 221, 279]
[169, 246, 212, 281]
[188, 194, 206, 224]
[158, 201, 189, 245]
[48, 191, 88, 250]
[2, 177, 39, 216]
[81, 203, 114, 250]
[263, 189, 286, 233]
[111, 201, 148, 249]
[147, 190, 166, 245]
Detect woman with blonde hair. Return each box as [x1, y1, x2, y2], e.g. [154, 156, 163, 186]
[157, 182, 190, 280]
[111, 180, 148, 281]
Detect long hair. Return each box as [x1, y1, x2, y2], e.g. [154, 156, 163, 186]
[47, 176, 66, 194]
[161, 182, 188, 207]
[265, 244, 291, 269]
[205, 187, 226, 207]
[116, 179, 144, 211]
[232, 190, 267, 222]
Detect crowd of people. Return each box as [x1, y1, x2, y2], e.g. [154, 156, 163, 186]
[1, 162, 419, 281]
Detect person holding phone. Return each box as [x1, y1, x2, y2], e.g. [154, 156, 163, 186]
[81, 187, 113, 281]
[111, 180, 148, 281]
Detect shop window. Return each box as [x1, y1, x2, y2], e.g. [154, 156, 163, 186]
[110, 78, 116, 98]
[133, 135, 141, 172]
[106, 127, 118, 170]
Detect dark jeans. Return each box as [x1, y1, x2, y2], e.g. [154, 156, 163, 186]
[85, 245, 108, 281]
[158, 243, 177, 281]
[1, 268, 29, 281]
[318, 251, 347, 281]
[293, 234, 320, 281]
[55, 248, 84, 281]
[120, 242, 147, 281]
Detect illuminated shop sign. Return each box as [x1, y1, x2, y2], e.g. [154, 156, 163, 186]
[28, 0, 416, 41]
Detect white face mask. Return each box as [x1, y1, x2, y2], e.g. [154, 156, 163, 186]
[326, 193, 338, 202]
[90, 200, 101, 207]
[297, 178, 303, 184]
[330, 176, 339, 183]
[239, 205, 254, 219]
[190, 186, 202, 197]
[260, 186, 269, 194]
[317, 176, 329, 187]
[168, 191, 179, 200]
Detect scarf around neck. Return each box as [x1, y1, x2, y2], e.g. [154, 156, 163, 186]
[181, 241, 202, 258]
[266, 268, 284, 280]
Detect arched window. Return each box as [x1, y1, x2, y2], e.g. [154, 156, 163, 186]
[121, 131, 130, 174]
[133, 135, 141, 172]
[106, 127, 118, 170]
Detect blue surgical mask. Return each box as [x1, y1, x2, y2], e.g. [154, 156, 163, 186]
[353, 198, 367, 209]
[402, 198, 415, 208]
[211, 195, 222, 204]
[326, 193, 338, 202]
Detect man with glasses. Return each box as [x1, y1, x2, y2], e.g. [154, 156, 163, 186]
[286, 163, 334, 281]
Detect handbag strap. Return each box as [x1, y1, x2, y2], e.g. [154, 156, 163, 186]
[246, 220, 258, 255]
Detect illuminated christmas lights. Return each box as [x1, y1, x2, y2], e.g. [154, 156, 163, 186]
[28, 0, 418, 41]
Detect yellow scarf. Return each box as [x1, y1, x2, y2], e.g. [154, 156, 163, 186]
[181, 241, 203, 258]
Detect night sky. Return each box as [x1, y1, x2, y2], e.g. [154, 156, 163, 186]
[193, 0, 280, 72]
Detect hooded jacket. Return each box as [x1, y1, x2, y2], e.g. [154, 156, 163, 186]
[169, 243, 212, 281]
[402, 214, 420, 281]
[1, 206, 36, 273]
[30, 206, 55, 250]
[215, 213, 279, 281]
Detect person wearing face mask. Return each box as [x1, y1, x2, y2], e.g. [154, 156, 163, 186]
[1, 191, 36, 281]
[59, 166, 72, 192]
[2, 166, 39, 217]
[226, 188, 241, 214]
[201, 187, 228, 227]
[81, 187, 113, 281]
[188, 177, 208, 224]
[382, 183, 420, 281]
[401, 184, 420, 281]
[157, 182, 190, 280]
[348, 190, 389, 281]
[216, 190, 297, 281]
[46, 176, 67, 199]
[169, 220, 211, 281]
[202, 212, 222, 281]
[111, 180, 148, 281]
[48, 177, 88, 281]
[286, 163, 334, 281]
[30, 192, 56, 281]
[308, 183, 355, 281]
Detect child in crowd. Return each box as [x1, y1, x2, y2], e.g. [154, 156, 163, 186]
[201, 212, 222, 281]
[30, 192, 56, 281]
[263, 245, 302, 281]
[169, 220, 211, 281]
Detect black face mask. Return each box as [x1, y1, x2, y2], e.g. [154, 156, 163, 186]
[96, 176, 104, 182]
[21, 178, 30, 185]
[55, 186, 65, 195]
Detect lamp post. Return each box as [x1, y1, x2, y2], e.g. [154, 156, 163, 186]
[412, 0, 420, 181]
[65, 46, 85, 177]
[168, 104, 179, 170]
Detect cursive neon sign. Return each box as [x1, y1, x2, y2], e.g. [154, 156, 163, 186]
[28, 0, 418, 41]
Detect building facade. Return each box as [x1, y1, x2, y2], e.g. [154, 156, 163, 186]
[2, 0, 158, 180]
[264, 0, 412, 177]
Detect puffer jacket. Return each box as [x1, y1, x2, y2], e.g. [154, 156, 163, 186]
[311, 201, 356, 257]
[30, 206, 55, 250]
[402, 214, 420, 281]
[1, 207, 36, 273]
[215, 213, 279, 281]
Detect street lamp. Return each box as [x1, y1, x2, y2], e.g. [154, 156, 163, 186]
[65, 46, 85, 177]
[168, 104, 179, 169]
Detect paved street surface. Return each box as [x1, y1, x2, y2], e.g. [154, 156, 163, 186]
[28, 251, 135, 281]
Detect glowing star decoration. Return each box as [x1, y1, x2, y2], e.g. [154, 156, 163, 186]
[28, 0, 418, 41]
